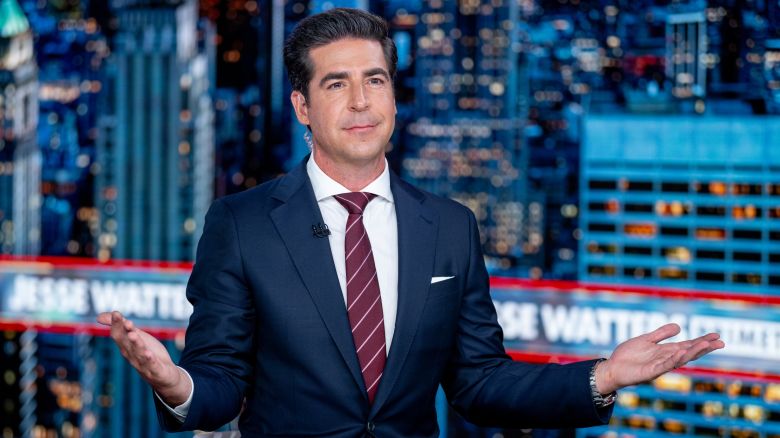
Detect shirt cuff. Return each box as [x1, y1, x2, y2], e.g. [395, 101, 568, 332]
[154, 366, 194, 422]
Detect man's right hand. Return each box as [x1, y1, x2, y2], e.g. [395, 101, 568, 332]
[96, 311, 192, 406]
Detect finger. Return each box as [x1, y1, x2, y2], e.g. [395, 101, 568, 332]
[108, 313, 144, 361]
[125, 330, 151, 361]
[678, 340, 716, 365]
[109, 312, 128, 342]
[96, 312, 113, 326]
[126, 330, 141, 347]
[688, 339, 725, 362]
[693, 332, 721, 343]
[644, 323, 682, 344]
[667, 339, 695, 350]
[111, 310, 123, 321]
[664, 333, 720, 351]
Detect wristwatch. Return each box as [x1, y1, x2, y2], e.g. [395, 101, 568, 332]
[590, 359, 617, 408]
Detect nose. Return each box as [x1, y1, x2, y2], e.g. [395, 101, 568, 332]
[349, 84, 369, 111]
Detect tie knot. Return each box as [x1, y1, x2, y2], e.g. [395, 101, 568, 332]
[334, 192, 376, 215]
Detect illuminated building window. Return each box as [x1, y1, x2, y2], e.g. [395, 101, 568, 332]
[589, 179, 617, 190]
[732, 205, 762, 219]
[624, 266, 652, 279]
[742, 405, 766, 423]
[588, 200, 619, 213]
[656, 201, 690, 216]
[587, 265, 616, 276]
[695, 181, 727, 196]
[624, 245, 652, 256]
[662, 246, 691, 262]
[661, 181, 689, 193]
[768, 184, 780, 196]
[696, 271, 725, 282]
[767, 384, 780, 402]
[617, 392, 639, 409]
[625, 202, 653, 213]
[655, 374, 692, 392]
[769, 207, 780, 219]
[697, 206, 726, 217]
[734, 229, 762, 240]
[623, 415, 655, 430]
[622, 180, 653, 192]
[733, 251, 762, 262]
[661, 226, 688, 237]
[696, 249, 725, 260]
[694, 380, 725, 394]
[661, 419, 687, 434]
[696, 228, 726, 240]
[587, 242, 617, 254]
[732, 183, 762, 195]
[732, 273, 762, 285]
[659, 267, 688, 280]
[588, 222, 616, 232]
[732, 383, 764, 398]
[624, 223, 657, 237]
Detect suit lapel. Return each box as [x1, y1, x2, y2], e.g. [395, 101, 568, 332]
[269, 161, 366, 396]
[371, 173, 439, 413]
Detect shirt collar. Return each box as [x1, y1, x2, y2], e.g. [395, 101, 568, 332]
[306, 155, 394, 204]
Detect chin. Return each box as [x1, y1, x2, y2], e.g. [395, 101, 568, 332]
[345, 146, 385, 162]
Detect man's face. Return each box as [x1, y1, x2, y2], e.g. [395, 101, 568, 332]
[291, 38, 397, 168]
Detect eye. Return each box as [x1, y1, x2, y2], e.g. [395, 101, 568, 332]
[327, 81, 345, 90]
[368, 77, 385, 86]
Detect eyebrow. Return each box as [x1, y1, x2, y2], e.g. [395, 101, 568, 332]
[318, 68, 391, 88]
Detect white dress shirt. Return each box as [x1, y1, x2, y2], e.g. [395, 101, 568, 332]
[160, 156, 400, 421]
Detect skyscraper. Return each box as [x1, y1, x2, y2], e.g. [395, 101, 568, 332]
[0, 0, 40, 255]
[95, 0, 215, 262]
[580, 114, 780, 293]
[666, 6, 707, 99]
[402, 0, 535, 274]
[766, 38, 780, 113]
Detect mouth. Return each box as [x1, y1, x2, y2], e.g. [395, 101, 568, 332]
[344, 123, 379, 133]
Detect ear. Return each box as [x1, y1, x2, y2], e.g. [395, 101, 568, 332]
[290, 90, 310, 125]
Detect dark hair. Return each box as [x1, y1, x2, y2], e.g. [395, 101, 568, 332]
[283, 8, 398, 98]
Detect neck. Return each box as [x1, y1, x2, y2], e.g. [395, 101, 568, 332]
[312, 151, 385, 192]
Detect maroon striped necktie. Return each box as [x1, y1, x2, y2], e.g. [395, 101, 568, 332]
[334, 192, 385, 404]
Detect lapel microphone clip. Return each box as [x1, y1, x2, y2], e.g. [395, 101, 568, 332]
[312, 223, 331, 238]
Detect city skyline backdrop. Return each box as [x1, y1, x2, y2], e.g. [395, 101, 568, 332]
[1, 0, 778, 289]
[0, 0, 779, 436]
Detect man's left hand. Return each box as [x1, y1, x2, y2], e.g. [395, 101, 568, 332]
[595, 323, 725, 394]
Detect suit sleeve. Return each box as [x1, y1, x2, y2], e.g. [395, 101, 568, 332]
[155, 198, 255, 432]
[440, 207, 612, 429]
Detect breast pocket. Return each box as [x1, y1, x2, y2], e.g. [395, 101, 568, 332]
[426, 277, 459, 302]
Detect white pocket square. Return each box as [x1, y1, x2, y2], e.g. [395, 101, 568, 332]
[430, 276, 455, 284]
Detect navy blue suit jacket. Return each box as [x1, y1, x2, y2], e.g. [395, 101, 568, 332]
[156, 159, 611, 436]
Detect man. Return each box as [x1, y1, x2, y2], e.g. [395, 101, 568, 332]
[97, 8, 724, 436]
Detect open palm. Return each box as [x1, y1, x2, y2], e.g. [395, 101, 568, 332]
[596, 323, 724, 394]
[97, 311, 189, 403]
